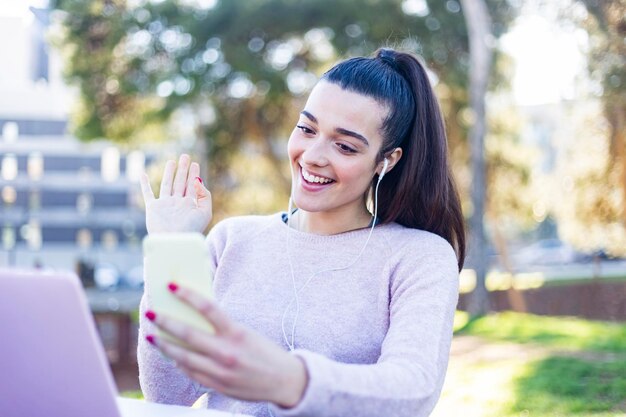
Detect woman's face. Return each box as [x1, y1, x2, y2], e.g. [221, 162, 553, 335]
[287, 80, 388, 217]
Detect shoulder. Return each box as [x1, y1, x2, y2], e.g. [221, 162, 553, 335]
[207, 213, 283, 245]
[379, 224, 459, 285]
[381, 223, 456, 262]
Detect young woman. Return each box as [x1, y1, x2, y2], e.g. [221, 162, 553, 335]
[138, 48, 465, 417]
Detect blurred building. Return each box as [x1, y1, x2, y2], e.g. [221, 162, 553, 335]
[0, 6, 152, 284]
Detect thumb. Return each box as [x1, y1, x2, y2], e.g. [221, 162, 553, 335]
[194, 178, 212, 211]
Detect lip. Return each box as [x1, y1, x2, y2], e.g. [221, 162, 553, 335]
[298, 166, 335, 192]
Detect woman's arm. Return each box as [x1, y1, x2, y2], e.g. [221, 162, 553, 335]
[137, 154, 214, 404]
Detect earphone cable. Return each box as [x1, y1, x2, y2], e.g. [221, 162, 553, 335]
[282, 173, 384, 351]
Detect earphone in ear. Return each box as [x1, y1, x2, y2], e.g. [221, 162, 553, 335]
[379, 158, 389, 180]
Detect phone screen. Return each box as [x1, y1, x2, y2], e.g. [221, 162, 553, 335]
[143, 233, 215, 341]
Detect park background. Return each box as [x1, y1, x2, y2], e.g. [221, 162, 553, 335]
[0, 0, 624, 415]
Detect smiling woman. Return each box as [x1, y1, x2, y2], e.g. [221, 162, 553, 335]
[138, 48, 465, 417]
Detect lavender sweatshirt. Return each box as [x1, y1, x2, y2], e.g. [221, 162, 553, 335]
[138, 213, 459, 417]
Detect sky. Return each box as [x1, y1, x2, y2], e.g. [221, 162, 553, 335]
[0, 0, 588, 106]
[500, 13, 588, 105]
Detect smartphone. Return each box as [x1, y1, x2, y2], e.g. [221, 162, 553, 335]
[143, 233, 215, 342]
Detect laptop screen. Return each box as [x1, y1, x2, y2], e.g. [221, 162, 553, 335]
[0, 269, 121, 417]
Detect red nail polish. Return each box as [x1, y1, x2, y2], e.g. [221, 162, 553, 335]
[196, 176, 203, 184]
[168, 282, 179, 292]
[145, 310, 156, 321]
[146, 335, 156, 345]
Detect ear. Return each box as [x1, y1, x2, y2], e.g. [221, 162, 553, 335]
[377, 147, 403, 176]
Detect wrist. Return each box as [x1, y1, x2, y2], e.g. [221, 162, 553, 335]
[274, 354, 308, 408]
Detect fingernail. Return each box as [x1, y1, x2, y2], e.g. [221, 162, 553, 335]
[168, 282, 179, 293]
[145, 310, 156, 321]
[196, 177, 203, 184]
[146, 335, 156, 345]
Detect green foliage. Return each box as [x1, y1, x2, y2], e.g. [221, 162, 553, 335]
[49, 0, 528, 221]
[509, 356, 626, 415]
[49, 0, 516, 143]
[120, 390, 144, 399]
[485, 99, 539, 230]
[555, 0, 626, 256]
[456, 311, 626, 353]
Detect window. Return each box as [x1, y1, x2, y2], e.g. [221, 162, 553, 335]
[2, 225, 15, 250]
[28, 152, 44, 180]
[2, 186, 17, 206]
[101, 147, 120, 182]
[126, 150, 145, 182]
[76, 228, 93, 249]
[20, 220, 42, 250]
[29, 190, 41, 211]
[1, 154, 18, 180]
[101, 230, 118, 250]
[76, 193, 93, 215]
[2, 122, 18, 143]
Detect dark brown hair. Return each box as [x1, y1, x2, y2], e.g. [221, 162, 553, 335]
[322, 48, 466, 270]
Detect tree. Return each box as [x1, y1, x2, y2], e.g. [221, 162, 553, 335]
[549, 0, 626, 257]
[50, 1, 524, 263]
[460, 0, 493, 316]
[578, 0, 626, 240]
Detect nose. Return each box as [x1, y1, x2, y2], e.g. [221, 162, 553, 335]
[300, 139, 329, 168]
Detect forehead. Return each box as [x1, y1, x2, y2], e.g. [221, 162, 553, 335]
[303, 81, 388, 140]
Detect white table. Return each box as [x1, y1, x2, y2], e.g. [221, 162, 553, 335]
[117, 397, 253, 417]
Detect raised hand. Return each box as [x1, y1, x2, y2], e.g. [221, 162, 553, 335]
[140, 154, 212, 234]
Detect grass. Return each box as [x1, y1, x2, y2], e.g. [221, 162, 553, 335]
[510, 357, 626, 416]
[441, 312, 626, 417]
[455, 311, 626, 353]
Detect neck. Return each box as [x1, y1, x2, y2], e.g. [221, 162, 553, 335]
[291, 205, 372, 235]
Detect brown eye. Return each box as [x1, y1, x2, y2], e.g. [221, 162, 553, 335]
[297, 125, 315, 135]
[337, 143, 357, 153]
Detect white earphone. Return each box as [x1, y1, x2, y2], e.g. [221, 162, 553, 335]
[380, 158, 389, 180]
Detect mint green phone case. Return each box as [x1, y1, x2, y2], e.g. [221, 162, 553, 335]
[143, 233, 215, 341]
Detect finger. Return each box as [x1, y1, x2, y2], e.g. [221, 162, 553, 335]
[194, 180, 213, 215]
[147, 311, 238, 366]
[172, 154, 191, 197]
[177, 363, 229, 393]
[139, 173, 155, 203]
[157, 337, 232, 380]
[185, 162, 200, 198]
[171, 285, 235, 336]
[159, 160, 176, 198]
[148, 311, 211, 346]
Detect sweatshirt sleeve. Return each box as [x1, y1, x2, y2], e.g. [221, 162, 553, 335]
[268, 238, 459, 417]
[137, 290, 208, 405]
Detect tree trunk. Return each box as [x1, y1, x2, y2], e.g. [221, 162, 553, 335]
[460, 0, 493, 316]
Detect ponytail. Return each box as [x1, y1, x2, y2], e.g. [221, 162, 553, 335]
[323, 49, 466, 270]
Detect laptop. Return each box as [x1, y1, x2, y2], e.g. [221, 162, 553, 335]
[0, 269, 250, 417]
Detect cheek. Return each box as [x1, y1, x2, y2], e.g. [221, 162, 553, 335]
[337, 161, 375, 185]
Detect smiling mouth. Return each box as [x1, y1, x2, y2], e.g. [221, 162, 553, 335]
[300, 167, 335, 185]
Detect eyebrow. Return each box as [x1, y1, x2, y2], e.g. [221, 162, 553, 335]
[301, 110, 370, 147]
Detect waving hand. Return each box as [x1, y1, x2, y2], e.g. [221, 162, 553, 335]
[140, 154, 212, 234]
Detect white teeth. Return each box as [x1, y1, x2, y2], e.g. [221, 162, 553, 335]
[302, 168, 333, 184]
